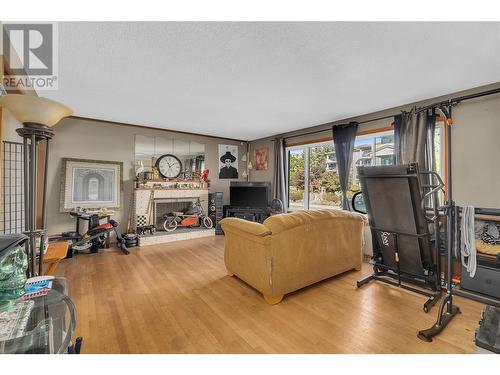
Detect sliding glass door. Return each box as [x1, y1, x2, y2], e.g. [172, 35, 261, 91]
[287, 129, 400, 211]
[288, 147, 306, 210]
[308, 144, 339, 210]
[287, 143, 341, 211]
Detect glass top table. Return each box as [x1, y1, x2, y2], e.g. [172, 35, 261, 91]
[0, 278, 76, 354]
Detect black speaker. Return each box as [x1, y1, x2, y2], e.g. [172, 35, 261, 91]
[208, 192, 224, 235]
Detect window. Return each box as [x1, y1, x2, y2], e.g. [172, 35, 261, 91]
[287, 126, 444, 211]
[351, 131, 395, 186]
[287, 130, 396, 211]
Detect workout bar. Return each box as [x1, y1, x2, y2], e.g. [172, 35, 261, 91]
[372, 264, 438, 283]
[452, 287, 500, 308]
[360, 174, 419, 179]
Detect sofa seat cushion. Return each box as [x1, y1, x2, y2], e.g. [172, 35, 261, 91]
[263, 209, 366, 235]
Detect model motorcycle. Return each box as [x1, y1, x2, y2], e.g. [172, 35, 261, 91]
[163, 199, 213, 232]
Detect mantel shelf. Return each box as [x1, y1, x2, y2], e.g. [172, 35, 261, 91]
[135, 187, 208, 191]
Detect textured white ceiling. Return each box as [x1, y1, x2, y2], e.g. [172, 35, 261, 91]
[44, 22, 500, 140]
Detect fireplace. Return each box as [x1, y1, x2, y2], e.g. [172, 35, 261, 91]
[153, 198, 198, 231]
[133, 188, 213, 245]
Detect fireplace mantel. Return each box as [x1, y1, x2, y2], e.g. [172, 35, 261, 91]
[134, 188, 209, 223]
[133, 188, 214, 246]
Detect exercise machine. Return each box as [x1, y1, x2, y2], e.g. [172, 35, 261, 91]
[50, 213, 129, 255]
[353, 162, 444, 313]
[418, 95, 500, 342]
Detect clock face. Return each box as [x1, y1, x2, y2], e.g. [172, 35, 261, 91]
[156, 154, 182, 179]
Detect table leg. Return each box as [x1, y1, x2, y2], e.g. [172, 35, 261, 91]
[105, 216, 110, 248]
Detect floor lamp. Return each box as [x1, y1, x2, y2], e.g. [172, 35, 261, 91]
[0, 94, 72, 277]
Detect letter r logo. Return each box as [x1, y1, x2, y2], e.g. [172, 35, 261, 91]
[2, 23, 54, 76]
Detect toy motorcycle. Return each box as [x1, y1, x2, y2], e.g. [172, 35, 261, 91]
[163, 199, 213, 232]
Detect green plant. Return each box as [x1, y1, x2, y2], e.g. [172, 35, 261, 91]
[289, 189, 304, 202]
[320, 192, 340, 205]
[320, 171, 341, 194]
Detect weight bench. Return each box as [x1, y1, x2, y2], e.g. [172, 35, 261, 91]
[354, 163, 443, 313]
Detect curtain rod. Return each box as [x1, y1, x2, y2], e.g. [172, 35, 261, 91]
[283, 87, 500, 141]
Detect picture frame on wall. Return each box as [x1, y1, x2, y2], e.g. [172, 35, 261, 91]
[254, 147, 269, 171]
[218, 144, 239, 179]
[60, 158, 123, 212]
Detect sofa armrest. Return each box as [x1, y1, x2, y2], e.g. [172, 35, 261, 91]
[220, 217, 271, 237]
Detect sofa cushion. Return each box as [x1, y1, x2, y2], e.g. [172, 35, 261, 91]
[263, 209, 366, 235]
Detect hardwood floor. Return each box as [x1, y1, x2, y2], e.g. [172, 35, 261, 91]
[56, 236, 483, 354]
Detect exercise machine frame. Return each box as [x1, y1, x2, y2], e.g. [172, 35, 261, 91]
[418, 91, 500, 342]
[355, 165, 445, 313]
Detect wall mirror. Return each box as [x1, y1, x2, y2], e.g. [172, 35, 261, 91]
[135, 135, 205, 178]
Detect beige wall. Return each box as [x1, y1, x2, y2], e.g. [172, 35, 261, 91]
[248, 138, 275, 184]
[452, 95, 500, 207]
[45, 117, 246, 235]
[250, 83, 500, 209]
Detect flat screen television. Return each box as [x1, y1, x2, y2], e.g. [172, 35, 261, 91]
[230, 182, 271, 208]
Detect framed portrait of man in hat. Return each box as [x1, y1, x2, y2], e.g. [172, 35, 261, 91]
[218, 144, 239, 179]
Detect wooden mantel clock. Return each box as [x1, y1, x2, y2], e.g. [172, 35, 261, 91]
[155, 154, 182, 179]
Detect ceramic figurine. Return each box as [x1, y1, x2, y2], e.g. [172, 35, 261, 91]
[152, 166, 160, 180]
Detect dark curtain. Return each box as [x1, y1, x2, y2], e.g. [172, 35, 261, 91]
[425, 110, 437, 207]
[426, 109, 437, 174]
[273, 137, 288, 212]
[332, 122, 359, 210]
[393, 107, 433, 168]
[394, 108, 437, 206]
[393, 115, 403, 165]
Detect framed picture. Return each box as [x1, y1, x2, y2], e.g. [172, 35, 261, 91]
[60, 158, 123, 212]
[254, 147, 269, 171]
[218, 144, 239, 179]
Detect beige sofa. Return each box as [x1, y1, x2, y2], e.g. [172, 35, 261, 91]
[220, 209, 367, 304]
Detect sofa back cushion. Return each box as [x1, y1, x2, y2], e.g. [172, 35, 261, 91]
[263, 209, 366, 235]
[220, 217, 272, 237]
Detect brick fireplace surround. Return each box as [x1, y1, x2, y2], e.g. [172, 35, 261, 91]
[134, 188, 215, 246]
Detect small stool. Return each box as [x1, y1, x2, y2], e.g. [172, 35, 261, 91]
[42, 241, 70, 276]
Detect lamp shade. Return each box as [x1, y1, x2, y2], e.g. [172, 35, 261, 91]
[0, 94, 73, 127]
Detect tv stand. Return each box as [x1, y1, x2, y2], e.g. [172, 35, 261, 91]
[223, 206, 270, 223]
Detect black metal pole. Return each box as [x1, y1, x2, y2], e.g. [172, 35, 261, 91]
[38, 139, 50, 275]
[22, 137, 30, 276]
[17, 123, 55, 278]
[29, 134, 37, 277]
[432, 182, 441, 291]
[417, 105, 460, 342]
[446, 104, 454, 313]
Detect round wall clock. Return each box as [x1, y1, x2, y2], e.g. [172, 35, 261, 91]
[155, 154, 182, 179]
